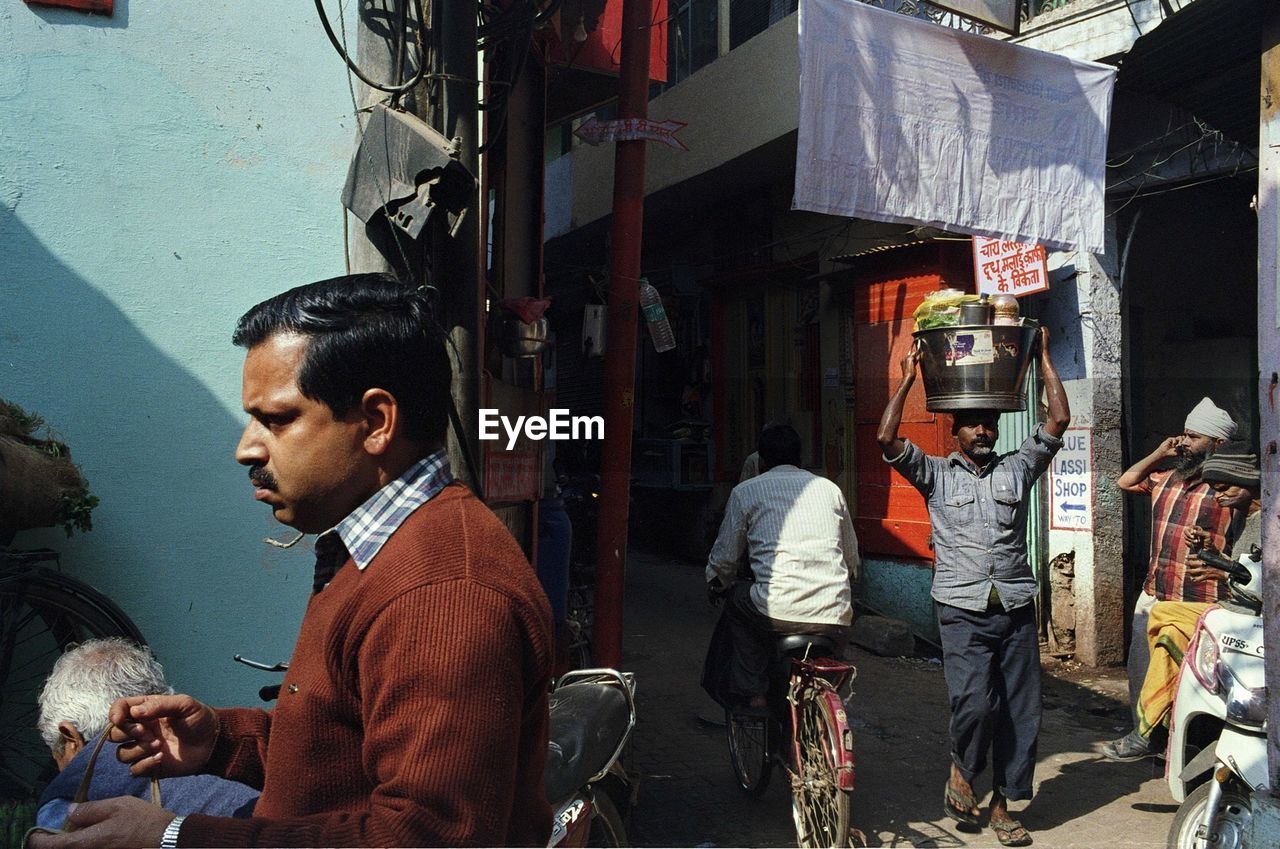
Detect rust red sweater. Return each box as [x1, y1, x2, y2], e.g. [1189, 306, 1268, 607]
[180, 484, 553, 847]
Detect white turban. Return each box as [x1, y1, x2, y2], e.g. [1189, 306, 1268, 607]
[1184, 397, 1236, 441]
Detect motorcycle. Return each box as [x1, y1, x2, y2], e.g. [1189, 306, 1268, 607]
[544, 668, 637, 848]
[1165, 544, 1267, 849]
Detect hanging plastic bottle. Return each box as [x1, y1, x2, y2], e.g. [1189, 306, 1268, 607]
[638, 279, 676, 353]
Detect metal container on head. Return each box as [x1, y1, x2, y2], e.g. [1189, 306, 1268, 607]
[912, 320, 1040, 412]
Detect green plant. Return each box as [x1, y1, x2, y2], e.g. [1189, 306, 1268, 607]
[0, 401, 43, 438]
[0, 398, 99, 537]
[61, 488, 100, 536]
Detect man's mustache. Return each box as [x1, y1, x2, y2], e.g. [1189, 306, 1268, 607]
[249, 465, 278, 490]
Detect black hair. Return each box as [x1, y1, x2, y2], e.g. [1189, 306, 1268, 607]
[951, 410, 1001, 436]
[758, 423, 802, 469]
[233, 273, 452, 446]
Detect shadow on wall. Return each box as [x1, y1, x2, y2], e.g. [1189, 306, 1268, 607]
[0, 207, 309, 694]
[1036, 266, 1087, 383]
[1123, 178, 1258, 449]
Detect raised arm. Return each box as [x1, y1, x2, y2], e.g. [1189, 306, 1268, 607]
[1038, 326, 1071, 439]
[1118, 437, 1179, 492]
[877, 342, 922, 460]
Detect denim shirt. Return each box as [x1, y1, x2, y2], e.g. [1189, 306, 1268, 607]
[886, 424, 1063, 612]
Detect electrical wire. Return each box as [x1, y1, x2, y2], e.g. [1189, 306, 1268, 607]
[389, 0, 409, 108]
[315, 0, 429, 93]
[332, 0, 421, 280]
[477, 4, 537, 155]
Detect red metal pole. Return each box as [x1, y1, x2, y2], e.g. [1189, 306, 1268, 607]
[593, 0, 653, 669]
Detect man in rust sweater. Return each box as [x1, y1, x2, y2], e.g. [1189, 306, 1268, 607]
[30, 274, 553, 848]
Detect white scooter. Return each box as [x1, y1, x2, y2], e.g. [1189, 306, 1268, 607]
[1165, 545, 1267, 849]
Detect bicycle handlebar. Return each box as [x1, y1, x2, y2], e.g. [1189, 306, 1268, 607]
[233, 654, 289, 672]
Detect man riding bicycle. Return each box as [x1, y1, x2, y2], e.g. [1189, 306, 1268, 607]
[702, 423, 860, 712]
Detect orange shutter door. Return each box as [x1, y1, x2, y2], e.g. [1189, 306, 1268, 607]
[853, 273, 949, 560]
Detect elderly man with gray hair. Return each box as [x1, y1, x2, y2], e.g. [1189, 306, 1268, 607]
[1104, 397, 1237, 761]
[35, 638, 257, 829]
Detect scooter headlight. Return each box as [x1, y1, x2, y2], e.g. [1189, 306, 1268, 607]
[1216, 660, 1268, 729]
[1188, 626, 1220, 694]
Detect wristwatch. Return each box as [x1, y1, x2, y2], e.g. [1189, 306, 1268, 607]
[160, 815, 186, 848]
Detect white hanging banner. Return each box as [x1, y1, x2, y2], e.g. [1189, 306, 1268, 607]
[794, 0, 1116, 254]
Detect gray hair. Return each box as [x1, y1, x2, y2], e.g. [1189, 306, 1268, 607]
[37, 637, 173, 755]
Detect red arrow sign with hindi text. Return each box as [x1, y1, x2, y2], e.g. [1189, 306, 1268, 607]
[573, 116, 689, 151]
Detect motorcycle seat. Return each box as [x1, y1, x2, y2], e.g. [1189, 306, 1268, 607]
[776, 633, 837, 659]
[543, 682, 630, 803]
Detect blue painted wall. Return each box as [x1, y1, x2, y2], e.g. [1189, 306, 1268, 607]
[1, 2, 357, 705]
[862, 557, 938, 643]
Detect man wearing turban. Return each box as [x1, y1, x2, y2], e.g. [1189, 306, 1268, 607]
[1102, 397, 1237, 762]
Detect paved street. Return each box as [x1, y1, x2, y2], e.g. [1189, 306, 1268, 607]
[619, 549, 1176, 848]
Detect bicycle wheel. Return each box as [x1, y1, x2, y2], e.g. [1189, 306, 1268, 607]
[0, 567, 145, 801]
[726, 708, 772, 796]
[790, 687, 851, 848]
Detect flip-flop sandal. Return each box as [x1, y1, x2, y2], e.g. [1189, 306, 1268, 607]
[992, 819, 1033, 847]
[943, 783, 981, 826]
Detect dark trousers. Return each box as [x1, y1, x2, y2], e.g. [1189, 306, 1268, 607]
[937, 601, 1041, 802]
[719, 583, 847, 701]
[535, 498, 571, 625]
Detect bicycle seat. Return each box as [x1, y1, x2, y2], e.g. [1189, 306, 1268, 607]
[543, 682, 630, 803]
[776, 634, 837, 659]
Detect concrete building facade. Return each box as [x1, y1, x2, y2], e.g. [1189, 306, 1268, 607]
[1, 1, 357, 704]
[544, 0, 1260, 666]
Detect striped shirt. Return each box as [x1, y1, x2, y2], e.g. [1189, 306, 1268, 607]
[312, 449, 453, 593]
[706, 465, 860, 625]
[1140, 469, 1232, 603]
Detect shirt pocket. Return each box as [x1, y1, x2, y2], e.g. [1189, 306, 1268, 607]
[943, 484, 977, 526]
[992, 475, 1022, 527]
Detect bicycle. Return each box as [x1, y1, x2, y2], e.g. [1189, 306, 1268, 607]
[725, 634, 858, 848]
[0, 548, 145, 803]
[565, 581, 594, 670]
[560, 468, 600, 671]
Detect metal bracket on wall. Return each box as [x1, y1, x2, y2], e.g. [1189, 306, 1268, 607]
[340, 104, 475, 245]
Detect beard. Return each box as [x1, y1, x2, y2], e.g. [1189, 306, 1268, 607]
[963, 442, 995, 465]
[1173, 451, 1205, 480]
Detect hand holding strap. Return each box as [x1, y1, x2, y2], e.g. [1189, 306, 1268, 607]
[23, 725, 163, 846]
[69, 726, 163, 818]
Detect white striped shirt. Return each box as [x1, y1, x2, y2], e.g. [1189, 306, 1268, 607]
[706, 465, 860, 625]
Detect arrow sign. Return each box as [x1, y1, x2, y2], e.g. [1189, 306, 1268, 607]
[574, 116, 689, 151]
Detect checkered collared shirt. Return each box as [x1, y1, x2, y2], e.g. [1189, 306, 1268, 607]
[312, 449, 453, 593]
[1141, 469, 1233, 603]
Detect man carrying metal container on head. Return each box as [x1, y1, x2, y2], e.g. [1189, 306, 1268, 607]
[876, 325, 1070, 848]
